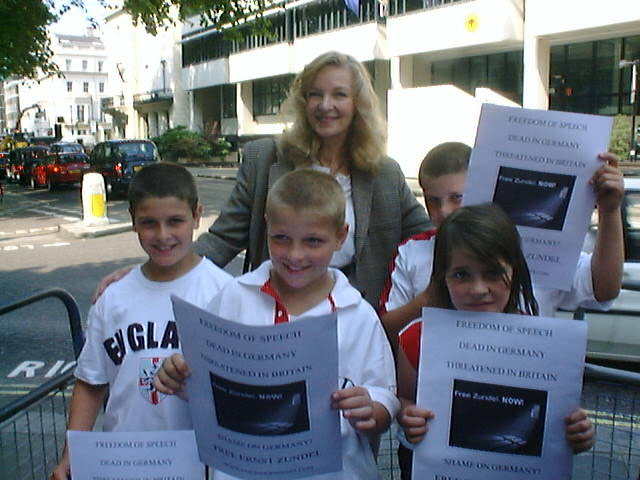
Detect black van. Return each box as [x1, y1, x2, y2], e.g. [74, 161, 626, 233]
[89, 140, 159, 198]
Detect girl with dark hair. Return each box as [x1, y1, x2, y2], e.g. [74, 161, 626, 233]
[395, 203, 594, 479]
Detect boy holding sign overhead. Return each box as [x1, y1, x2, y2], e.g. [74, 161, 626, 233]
[379, 142, 623, 346]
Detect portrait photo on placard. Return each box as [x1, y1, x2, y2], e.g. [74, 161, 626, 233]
[493, 166, 576, 231]
[449, 379, 548, 456]
[210, 372, 310, 436]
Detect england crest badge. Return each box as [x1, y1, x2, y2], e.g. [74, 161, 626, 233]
[139, 357, 165, 405]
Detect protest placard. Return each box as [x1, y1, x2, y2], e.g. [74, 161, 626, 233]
[464, 103, 613, 290]
[68, 429, 204, 479]
[171, 295, 341, 480]
[413, 308, 587, 480]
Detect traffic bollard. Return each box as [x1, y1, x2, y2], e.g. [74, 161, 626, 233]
[81, 173, 109, 226]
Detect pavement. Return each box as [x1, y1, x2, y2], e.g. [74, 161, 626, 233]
[55, 164, 424, 239]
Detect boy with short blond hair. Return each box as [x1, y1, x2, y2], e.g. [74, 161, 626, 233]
[51, 163, 231, 480]
[379, 142, 624, 347]
[155, 168, 398, 480]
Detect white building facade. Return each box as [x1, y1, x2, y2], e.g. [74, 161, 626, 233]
[110, 0, 640, 175]
[101, 8, 189, 140]
[3, 32, 111, 145]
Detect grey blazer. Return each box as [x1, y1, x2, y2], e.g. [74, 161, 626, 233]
[193, 138, 430, 307]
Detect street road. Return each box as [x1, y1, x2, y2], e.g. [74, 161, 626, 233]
[0, 171, 240, 406]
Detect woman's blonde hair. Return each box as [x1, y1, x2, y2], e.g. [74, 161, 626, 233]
[279, 51, 386, 173]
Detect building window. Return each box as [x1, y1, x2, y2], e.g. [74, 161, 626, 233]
[431, 51, 523, 104]
[222, 84, 237, 118]
[66, 59, 72, 70]
[67, 81, 72, 92]
[82, 60, 88, 71]
[76, 105, 85, 123]
[252, 74, 294, 116]
[549, 35, 640, 115]
[98, 61, 103, 72]
[83, 82, 89, 93]
[99, 82, 104, 93]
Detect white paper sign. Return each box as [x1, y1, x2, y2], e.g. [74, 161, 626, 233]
[171, 295, 341, 480]
[413, 308, 587, 480]
[68, 429, 204, 480]
[464, 103, 613, 290]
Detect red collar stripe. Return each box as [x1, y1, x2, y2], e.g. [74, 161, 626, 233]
[260, 278, 336, 323]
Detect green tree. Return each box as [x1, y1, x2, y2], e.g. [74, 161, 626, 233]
[0, 0, 271, 80]
[609, 115, 632, 161]
[0, 0, 58, 79]
[123, 0, 271, 39]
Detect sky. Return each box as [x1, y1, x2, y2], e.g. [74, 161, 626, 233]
[50, 0, 110, 36]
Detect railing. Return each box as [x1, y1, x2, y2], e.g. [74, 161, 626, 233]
[181, 0, 381, 67]
[375, 364, 640, 479]
[101, 95, 126, 111]
[0, 288, 83, 358]
[133, 89, 174, 106]
[387, 0, 464, 17]
[0, 288, 84, 480]
[2, 287, 639, 479]
[0, 371, 75, 480]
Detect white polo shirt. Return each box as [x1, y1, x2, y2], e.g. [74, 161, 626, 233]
[208, 261, 398, 480]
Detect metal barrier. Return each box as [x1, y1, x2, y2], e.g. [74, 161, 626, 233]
[1, 289, 639, 479]
[0, 288, 84, 358]
[0, 371, 75, 480]
[577, 364, 640, 480]
[376, 365, 640, 480]
[0, 288, 83, 480]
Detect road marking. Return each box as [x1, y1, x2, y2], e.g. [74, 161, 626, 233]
[28, 226, 58, 233]
[29, 206, 81, 221]
[2, 242, 69, 252]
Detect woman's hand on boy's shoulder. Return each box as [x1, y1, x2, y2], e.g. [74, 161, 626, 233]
[92, 265, 135, 303]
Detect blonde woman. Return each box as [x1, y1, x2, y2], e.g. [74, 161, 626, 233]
[194, 51, 429, 306]
[95, 51, 429, 307]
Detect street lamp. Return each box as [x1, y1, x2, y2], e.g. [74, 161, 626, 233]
[619, 59, 640, 161]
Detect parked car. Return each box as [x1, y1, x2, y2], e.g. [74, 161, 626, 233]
[30, 152, 91, 190]
[89, 140, 159, 198]
[6, 146, 49, 185]
[0, 151, 9, 179]
[49, 141, 85, 155]
[561, 177, 640, 365]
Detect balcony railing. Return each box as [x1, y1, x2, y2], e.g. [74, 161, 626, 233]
[101, 95, 125, 111]
[181, 0, 381, 67]
[387, 0, 463, 17]
[133, 89, 174, 107]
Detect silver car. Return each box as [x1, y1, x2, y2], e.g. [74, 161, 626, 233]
[564, 177, 640, 364]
